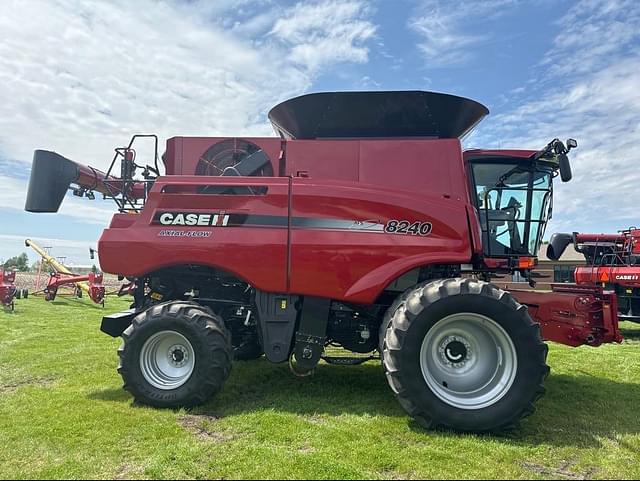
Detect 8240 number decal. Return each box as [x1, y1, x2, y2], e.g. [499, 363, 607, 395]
[385, 220, 432, 236]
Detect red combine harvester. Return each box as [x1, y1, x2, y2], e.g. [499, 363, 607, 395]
[548, 227, 640, 322]
[25, 239, 106, 305]
[25, 91, 622, 433]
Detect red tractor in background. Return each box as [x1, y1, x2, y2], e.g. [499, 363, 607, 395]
[548, 227, 640, 322]
[0, 268, 28, 311]
[25, 91, 622, 433]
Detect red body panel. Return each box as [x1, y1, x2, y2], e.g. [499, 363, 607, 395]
[289, 180, 472, 302]
[575, 265, 640, 288]
[99, 137, 477, 304]
[100, 176, 291, 293]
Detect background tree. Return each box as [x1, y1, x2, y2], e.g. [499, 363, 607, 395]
[3, 253, 29, 272]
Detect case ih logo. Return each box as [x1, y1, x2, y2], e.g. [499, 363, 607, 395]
[615, 275, 639, 281]
[156, 212, 229, 227]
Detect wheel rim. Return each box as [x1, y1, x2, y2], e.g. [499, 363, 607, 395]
[420, 312, 517, 410]
[140, 331, 195, 390]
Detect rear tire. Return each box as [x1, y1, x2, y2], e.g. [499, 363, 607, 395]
[22, 289, 28, 299]
[118, 301, 232, 408]
[630, 299, 640, 317]
[381, 278, 548, 433]
[15, 289, 21, 300]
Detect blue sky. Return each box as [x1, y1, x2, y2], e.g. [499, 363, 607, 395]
[1, 0, 639, 265]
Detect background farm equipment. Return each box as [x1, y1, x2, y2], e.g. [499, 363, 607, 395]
[25, 239, 105, 305]
[548, 227, 640, 322]
[0, 267, 28, 311]
[1, 268, 18, 310]
[24, 90, 622, 433]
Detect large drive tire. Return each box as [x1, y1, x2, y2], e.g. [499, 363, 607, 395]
[630, 299, 640, 318]
[14, 289, 21, 300]
[381, 278, 548, 433]
[118, 301, 232, 408]
[22, 289, 28, 299]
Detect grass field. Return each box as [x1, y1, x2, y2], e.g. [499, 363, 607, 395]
[0, 296, 639, 480]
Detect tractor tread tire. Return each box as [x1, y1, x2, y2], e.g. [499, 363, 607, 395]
[118, 301, 232, 408]
[381, 277, 549, 433]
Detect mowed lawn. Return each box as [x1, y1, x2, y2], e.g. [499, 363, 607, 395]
[0, 297, 639, 480]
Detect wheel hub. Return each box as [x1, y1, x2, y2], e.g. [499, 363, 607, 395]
[168, 345, 188, 367]
[420, 313, 518, 410]
[439, 336, 472, 367]
[140, 331, 196, 390]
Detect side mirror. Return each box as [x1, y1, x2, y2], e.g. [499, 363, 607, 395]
[547, 233, 574, 261]
[89, 248, 96, 260]
[566, 138, 577, 150]
[558, 153, 572, 182]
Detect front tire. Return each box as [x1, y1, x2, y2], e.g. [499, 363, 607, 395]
[118, 301, 232, 408]
[382, 278, 548, 433]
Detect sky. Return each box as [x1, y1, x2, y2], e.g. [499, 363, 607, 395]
[0, 0, 639, 266]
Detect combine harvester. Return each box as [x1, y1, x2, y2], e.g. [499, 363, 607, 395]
[25, 239, 105, 306]
[24, 90, 624, 433]
[548, 227, 640, 322]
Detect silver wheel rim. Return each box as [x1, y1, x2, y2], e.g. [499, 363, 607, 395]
[140, 330, 195, 390]
[420, 312, 517, 410]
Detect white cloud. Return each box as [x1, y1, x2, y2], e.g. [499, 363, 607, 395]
[270, 0, 376, 72]
[409, 0, 517, 66]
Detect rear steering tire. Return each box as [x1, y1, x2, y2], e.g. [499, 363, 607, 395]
[381, 278, 549, 433]
[118, 301, 232, 408]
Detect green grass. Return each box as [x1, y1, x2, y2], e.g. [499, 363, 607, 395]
[0, 296, 639, 480]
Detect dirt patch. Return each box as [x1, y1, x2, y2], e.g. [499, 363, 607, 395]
[306, 414, 327, 425]
[114, 463, 141, 480]
[522, 461, 597, 480]
[377, 468, 417, 480]
[297, 443, 315, 454]
[0, 376, 55, 394]
[179, 414, 235, 443]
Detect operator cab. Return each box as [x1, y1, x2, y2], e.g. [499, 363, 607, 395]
[466, 139, 576, 263]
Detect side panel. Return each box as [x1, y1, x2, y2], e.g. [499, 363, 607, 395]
[289, 180, 473, 304]
[98, 176, 290, 293]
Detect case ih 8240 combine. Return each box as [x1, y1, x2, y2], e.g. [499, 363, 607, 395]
[25, 91, 622, 433]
